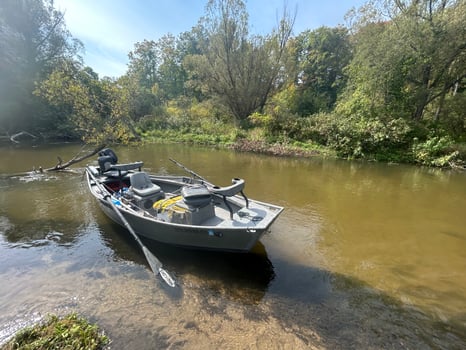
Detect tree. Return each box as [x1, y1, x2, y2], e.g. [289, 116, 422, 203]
[291, 26, 352, 116]
[156, 34, 188, 100]
[126, 35, 191, 118]
[188, 0, 295, 122]
[127, 39, 160, 90]
[384, 0, 466, 121]
[337, 20, 396, 119]
[125, 40, 162, 119]
[0, 0, 81, 134]
[341, 0, 466, 123]
[35, 61, 136, 143]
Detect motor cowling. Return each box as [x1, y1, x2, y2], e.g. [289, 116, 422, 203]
[98, 148, 118, 173]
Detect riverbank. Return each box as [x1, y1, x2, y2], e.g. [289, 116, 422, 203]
[139, 128, 466, 170]
[0, 313, 108, 350]
[2, 127, 465, 170]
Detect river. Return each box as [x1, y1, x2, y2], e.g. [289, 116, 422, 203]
[0, 143, 465, 349]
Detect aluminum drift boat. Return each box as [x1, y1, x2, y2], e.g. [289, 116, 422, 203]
[85, 149, 284, 252]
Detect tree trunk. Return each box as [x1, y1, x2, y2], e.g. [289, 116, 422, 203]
[412, 64, 432, 120]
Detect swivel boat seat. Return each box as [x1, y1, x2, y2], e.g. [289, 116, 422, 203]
[129, 172, 164, 210]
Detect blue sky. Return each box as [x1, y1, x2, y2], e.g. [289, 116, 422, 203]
[54, 0, 367, 78]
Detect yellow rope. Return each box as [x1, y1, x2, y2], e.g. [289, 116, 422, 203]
[153, 196, 186, 213]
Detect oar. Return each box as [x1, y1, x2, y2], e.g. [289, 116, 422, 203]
[169, 158, 214, 186]
[86, 167, 176, 288]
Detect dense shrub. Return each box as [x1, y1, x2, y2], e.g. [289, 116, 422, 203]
[411, 135, 461, 167]
[136, 97, 242, 145]
[252, 110, 414, 160]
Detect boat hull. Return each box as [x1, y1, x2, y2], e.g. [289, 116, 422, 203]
[97, 198, 268, 252]
[86, 167, 283, 252]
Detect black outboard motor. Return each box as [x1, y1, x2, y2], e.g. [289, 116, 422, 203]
[98, 148, 118, 174]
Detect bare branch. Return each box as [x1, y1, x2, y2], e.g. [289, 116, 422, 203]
[45, 144, 106, 171]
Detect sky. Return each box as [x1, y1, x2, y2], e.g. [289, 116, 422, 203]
[54, 0, 367, 78]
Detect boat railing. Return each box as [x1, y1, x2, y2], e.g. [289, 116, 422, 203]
[209, 178, 249, 219]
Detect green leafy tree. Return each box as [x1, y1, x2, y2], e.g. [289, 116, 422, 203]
[291, 26, 352, 116]
[126, 34, 192, 119]
[127, 40, 160, 90]
[126, 40, 162, 119]
[178, 25, 210, 101]
[389, 0, 466, 122]
[35, 61, 136, 143]
[156, 34, 188, 100]
[0, 0, 81, 134]
[337, 20, 393, 119]
[341, 0, 466, 124]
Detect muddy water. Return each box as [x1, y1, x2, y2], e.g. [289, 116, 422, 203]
[0, 143, 465, 349]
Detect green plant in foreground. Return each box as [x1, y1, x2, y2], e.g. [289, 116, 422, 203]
[1, 313, 109, 350]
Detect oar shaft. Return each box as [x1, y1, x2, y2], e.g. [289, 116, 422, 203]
[104, 194, 146, 251]
[87, 167, 146, 251]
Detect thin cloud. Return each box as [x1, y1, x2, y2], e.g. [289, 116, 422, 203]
[54, 0, 206, 77]
[55, 0, 141, 52]
[85, 49, 128, 78]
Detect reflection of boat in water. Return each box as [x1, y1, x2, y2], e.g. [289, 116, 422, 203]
[85, 149, 283, 252]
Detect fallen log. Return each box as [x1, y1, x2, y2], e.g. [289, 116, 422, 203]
[0, 144, 106, 179]
[45, 144, 106, 171]
[10, 131, 38, 143]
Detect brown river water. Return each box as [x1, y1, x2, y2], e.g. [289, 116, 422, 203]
[0, 143, 465, 349]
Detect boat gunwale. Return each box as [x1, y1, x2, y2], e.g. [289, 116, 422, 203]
[86, 169, 284, 231]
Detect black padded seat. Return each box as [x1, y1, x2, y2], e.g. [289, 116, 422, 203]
[181, 185, 212, 207]
[130, 172, 162, 197]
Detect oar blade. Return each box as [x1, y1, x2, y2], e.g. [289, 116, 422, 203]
[142, 246, 176, 288]
[159, 268, 176, 288]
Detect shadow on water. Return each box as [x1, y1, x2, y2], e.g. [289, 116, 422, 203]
[102, 220, 275, 303]
[266, 258, 466, 349]
[0, 176, 89, 249]
[99, 220, 465, 349]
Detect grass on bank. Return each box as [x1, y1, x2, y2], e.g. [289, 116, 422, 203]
[138, 120, 466, 169]
[139, 127, 337, 159]
[1, 313, 109, 350]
